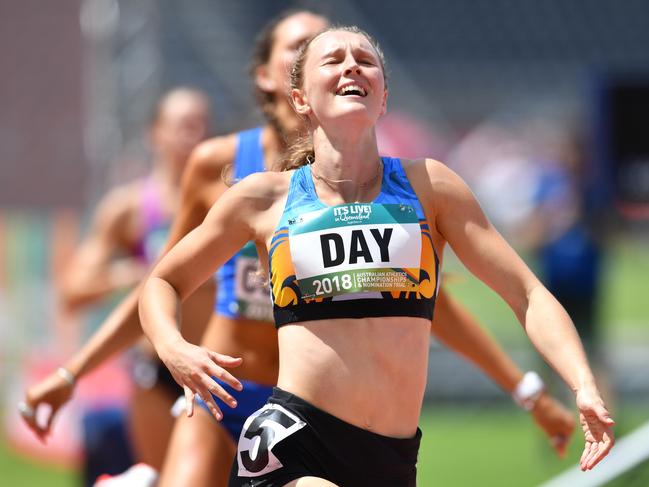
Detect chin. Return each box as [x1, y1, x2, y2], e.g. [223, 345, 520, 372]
[327, 106, 378, 126]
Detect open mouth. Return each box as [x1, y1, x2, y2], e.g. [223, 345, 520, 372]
[336, 84, 367, 97]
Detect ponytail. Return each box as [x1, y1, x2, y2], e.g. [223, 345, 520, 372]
[274, 135, 314, 172]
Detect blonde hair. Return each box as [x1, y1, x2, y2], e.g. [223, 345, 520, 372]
[277, 25, 388, 172]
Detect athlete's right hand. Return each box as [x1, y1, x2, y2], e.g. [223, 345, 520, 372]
[157, 337, 243, 421]
[19, 370, 75, 442]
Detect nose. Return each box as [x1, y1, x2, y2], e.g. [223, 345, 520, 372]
[342, 55, 361, 76]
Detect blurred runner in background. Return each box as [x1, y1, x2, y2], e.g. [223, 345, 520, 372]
[23, 87, 213, 484]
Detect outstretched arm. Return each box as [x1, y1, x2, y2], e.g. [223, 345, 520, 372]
[139, 172, 273, 420]
[432, 287, 574, 456]
[420, 159, 613, 471]
[20, 139, 232, 440]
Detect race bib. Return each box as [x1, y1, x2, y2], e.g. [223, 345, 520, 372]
[288, 203, 421, 299]
[233, 241, 273, 321]
[236, 404, 306, 477]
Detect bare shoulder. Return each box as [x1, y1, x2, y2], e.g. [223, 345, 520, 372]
[178, 134, 239, 212]
[185, 134, 238, 181]
[402, 157, 455, 181]
[400, 157, 478, 227]
[230, 171, 293, 242]
[203, 170, 292, 242]
[85, 178, 150, 246]
[403, 158, 472, 195]
[95, 179, 146, 224]
[229, 170, 292, 203]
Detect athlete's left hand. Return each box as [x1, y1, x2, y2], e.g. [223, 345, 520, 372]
[530, 392, 575, 457]
[576, 388, 615, 471]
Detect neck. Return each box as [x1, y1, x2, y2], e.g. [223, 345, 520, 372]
[312, 125, 380, 179]
[264, 102, 308, 171]
[310, 126, 382, 203]
[273, 99, 306, 141]
[261, 124, 292, 171]
[151, 157, 182, 193]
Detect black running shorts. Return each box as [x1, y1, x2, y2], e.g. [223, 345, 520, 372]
[228, 387, 421, 486]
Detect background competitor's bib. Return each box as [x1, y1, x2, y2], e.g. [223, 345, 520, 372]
[234, 241, 274, 321]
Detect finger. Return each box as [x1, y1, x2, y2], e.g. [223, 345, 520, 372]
[192, 378, 223, 421]
[31, 418, 48, 443]
[185, 373, 224, 420]
[18, 400, 35, 419]
[586, 448, 604, 470]
[43, 406, 58, 437]
[205, 364, 243, 394]
[23, 415, 45, 441]
[583, 442, 600, 470]
[580, 442, 592, 470]
[183, 386, 195, 417]
[551, 436, 567, 457]
[594, 405, 615, 425]
[200, 376, 238, 409]
[193, 385, 223, 421]
[18, 401, 45, 440]
[208, 351, 243, 369]
[588, 435, 614, 469]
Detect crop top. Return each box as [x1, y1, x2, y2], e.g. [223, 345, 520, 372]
[136, 177, 170, 265]
[269, 156, 439, 327]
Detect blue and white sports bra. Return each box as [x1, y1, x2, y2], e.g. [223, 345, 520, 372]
[269, 157, 440, 327]
[215, 127, 273, 322]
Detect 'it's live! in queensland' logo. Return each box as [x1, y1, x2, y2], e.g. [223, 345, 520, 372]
[333, 204, 372, 223]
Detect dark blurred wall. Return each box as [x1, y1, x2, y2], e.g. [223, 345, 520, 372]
[0, 0, 85, 209]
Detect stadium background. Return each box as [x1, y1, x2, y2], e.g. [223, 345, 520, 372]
[1, 0, 648, 485]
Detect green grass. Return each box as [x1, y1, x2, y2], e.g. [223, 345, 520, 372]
[419, 404, 569, 486]
[417, 403, 649, 487]
[0, 440, 78, 486]
[3, 404, 648, 486]
[599, 238, 649, 340]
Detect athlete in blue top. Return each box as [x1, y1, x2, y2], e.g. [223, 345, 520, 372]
[139, 26, 613, 486]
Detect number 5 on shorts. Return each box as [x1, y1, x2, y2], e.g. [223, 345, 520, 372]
[237, 404, 306, 477]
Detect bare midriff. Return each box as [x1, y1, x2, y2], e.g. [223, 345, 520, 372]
[276, 316, 431, 438]
[201, 313, 279, 386]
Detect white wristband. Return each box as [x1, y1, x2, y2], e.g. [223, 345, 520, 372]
[512, 371, 545, 411]
[57, 367, 76, 386]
